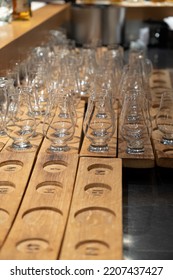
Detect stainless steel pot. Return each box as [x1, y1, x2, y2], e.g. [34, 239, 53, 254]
[70, 5, 126, 46]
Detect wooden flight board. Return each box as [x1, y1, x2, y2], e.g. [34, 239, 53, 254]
[0, 153, 79, 260]
[0, 152, 38, 249]
[150, 69, 173, 168]
[60, 156, 123, 260]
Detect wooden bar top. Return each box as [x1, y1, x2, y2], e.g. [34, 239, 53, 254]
[0, 4, 71, 50]
[76, 0, 173, 7]
[75, 1, 173, 20]
[0, 3, 71, 74]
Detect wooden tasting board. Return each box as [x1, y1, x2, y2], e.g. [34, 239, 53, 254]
[150, 69, 173, 168]
[60, 156, 123, 260]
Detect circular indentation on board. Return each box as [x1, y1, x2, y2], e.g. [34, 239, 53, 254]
[159, 85, 170, 88]
[74, 206, 115, 225]
[162, 149, 173, 155]
[84, 183, 111, 197]
[36, 181, 63, 194]
[159, 114, 172, 120]
[0, 160, 23, 172]
[154, 92, 163, 97]
[87, 163, 113, 175]
[153, 71, 165, 75]
[22, 207, 63, 225]
[154, 86, 169, 90]
[75, 240, 109, 257]
[154, 90, 163, 94]
[0, 208, 9, 224]
[151, 86, 164, 90]
[152, 79, 167, 84]
[16, 238, 49, 253]
[0, 181, 15, 194]
[152, 104, 159, 109]
[43, 160, 67, 173]
[152, 127, 158, 131]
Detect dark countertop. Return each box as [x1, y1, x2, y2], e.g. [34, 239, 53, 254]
[123, 167, 173, 260]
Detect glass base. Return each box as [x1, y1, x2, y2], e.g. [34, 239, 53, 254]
[92, 130, 107, 137]
[0, 130, 7, 136]
[88, 144, 109, 153]
[28, 111, 41, 117]
[126, 146, 144, 154]
[54, 131, 70, 137]
[10, 141, 33, 150]
[161, 137, 173, 145]
[58, 112, 69, 118]
[96, 113, 107, 119]
[48, 144, 70, 153]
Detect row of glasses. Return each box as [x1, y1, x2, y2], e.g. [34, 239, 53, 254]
[0, 76, 76, 153]
[81, 43, 124, 153]
[118, 49, 153, 154]
[127, 51, 173, 148]
[40, 37, 78, 152]
[2, 28, 126, 153]
[0, 44, 51, 149]
[27, 34, 79, 152]
[7, 32, 173, 153]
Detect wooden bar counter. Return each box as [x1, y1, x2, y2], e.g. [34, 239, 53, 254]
[76, 0, 173, 20]
[0, 3, 71, 75]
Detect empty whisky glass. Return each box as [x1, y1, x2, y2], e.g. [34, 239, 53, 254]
[120, 94, 147, 154]
[83, 92, 115, 152]
[27, 68, 49, 116]
[0, 0, 13, 26]
[43, 94, 75, 152]
[5, 88, 36, 150]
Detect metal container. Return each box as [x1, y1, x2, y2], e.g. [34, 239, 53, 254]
[102, 6, 126, 45]
[70, 5, 126, 46]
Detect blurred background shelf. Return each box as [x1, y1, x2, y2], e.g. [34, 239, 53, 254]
[76, 0, 173, 7]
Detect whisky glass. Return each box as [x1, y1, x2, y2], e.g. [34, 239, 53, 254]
[5, 88, 36, 150]
[120, 94, 147, 154]
[0, 0, 12, 26]
[27, 68, 49, 116]
[83, 92, 115, 152]
[156, 91, 173, 145]
[43, 94, 75, 152]
[78, 47, 97, 96]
